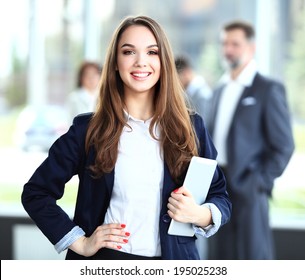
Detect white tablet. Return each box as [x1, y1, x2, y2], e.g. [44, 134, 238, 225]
[167, 156, 217, 236]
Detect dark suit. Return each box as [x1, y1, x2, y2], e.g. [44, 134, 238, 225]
[22, 113, 231, 260]
[207, 72, 295, 259]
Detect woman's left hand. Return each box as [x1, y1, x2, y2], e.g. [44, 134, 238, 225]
[167, 186, 212, 227]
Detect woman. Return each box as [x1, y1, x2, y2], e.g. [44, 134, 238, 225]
[22, 15, 231, 260]
[67, 61, 102, 121]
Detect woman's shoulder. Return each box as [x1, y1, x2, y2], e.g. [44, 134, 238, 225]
[190, 112, 205, 128]
[72, 112, 93, 126]
[51, 113, 92, 156]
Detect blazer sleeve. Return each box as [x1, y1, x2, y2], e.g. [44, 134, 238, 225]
[21, 114, 90, 245]
[192, 114, 232, 226]
[259, 81, 295, 193]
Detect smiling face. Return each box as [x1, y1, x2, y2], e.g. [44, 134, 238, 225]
[116, 25, 161, 99]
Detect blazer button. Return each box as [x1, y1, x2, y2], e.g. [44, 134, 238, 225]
[162, 214, 171, 223]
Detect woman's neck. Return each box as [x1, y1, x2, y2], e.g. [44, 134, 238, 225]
[124, 93, 155, 121]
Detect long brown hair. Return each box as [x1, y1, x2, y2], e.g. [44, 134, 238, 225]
[85, 15, 198, 182]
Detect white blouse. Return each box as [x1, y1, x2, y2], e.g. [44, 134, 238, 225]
[103, 113, 164, 257]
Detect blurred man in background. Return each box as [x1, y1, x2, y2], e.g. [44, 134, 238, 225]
[207, 20, 294, 259]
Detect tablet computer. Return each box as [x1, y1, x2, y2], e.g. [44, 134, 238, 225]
[167, 156, 217, 236]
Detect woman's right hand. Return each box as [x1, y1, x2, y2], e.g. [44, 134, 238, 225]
[68, 223, 130, 257]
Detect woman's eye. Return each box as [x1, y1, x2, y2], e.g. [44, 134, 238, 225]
[148, 50, 158, 55]
[123, 50, 135, 55]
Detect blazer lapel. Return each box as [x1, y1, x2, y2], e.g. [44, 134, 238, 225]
[233, 86, 252, 116]
[231, 73, 258, 122]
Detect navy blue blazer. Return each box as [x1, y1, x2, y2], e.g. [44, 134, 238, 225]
[22, 113, 231, 260]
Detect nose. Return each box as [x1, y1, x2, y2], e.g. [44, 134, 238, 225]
[134, 53, 147, 67]
[134, 61, 147, 67]
[222, 42, 235, 56]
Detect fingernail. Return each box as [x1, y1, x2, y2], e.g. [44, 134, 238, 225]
[123, 239, 128, 243]
[125, 232, 130, 236]
[121, 224, 126, 228]
[117, 245, 122, 249]
[173, 188, 180, 193]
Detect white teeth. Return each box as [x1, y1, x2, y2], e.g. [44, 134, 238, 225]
[132, 72, 149, 77]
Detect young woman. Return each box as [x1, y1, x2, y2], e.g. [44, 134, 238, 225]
[22, 15, 231, 260]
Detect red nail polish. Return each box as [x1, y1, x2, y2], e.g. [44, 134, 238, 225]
[125, 232, 130, 236]
[121, 224, 126, 228]
[117, 245, 122, 249]
[123, 239, 128, 243]
[173, 188, 180, 193]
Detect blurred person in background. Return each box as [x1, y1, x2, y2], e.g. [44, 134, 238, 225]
[207, 20, 295, 259]
[22, 15, 231, 260]
[175, 54, 212, 124]
[67, 61, 102, 121]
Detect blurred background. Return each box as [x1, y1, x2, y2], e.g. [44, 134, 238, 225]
[0, 0, 304, 259]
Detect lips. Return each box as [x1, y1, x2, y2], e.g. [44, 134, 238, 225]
[131, 72, 151, 79]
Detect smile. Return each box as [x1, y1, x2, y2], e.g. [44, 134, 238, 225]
[131, 72, 151, 78]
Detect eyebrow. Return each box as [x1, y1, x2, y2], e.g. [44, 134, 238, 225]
[120, 43, 158, 48]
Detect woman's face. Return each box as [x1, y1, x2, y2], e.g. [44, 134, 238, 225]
[116, 25, 161, 98]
